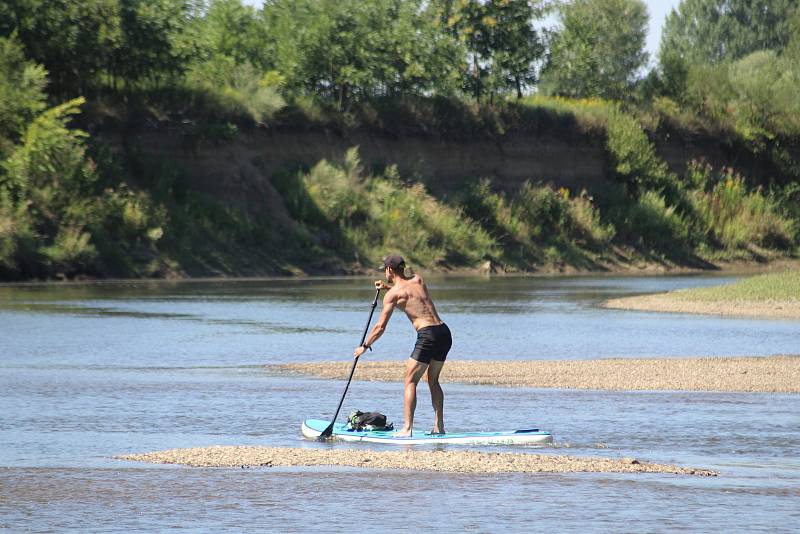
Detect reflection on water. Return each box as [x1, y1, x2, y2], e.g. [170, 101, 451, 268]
[0, 275, 798, 532]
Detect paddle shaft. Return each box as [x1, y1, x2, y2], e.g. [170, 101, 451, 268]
[320, 287, 382, 437]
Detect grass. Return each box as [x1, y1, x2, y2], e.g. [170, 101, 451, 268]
[674, 269, 800, 302]
[272, 147, 497, 270]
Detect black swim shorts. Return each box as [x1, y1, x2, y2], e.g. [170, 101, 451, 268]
[410, 323, 452, 364]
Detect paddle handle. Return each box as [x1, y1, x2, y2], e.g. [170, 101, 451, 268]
[358, 287, 382, 348]
[320, 287, 381, 437]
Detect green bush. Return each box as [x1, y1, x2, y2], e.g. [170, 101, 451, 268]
[186, 56, 285, 125]
[0, 98, 165, 278]
[567, 191, 616, 246]
[687, 163, 796, 250]
[281, 147, 496, 268]
[621, 190, 690, 253]
[457, 178, 614, 266]
[514, 183, 614, 249]
[605, 106, 672, 194]
[459, 178, 527, 246]
[0, 37, 48, 153]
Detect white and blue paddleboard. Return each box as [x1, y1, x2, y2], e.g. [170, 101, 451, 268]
[301, 419, 552, 445]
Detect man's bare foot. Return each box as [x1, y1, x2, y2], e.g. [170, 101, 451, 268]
[429, 429, 445, 435]
[395, 428, 412, 437]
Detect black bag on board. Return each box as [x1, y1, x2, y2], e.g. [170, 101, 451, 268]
[346, 411, 394, 431]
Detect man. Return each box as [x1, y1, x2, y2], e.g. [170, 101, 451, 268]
[354, 255, 452, 437]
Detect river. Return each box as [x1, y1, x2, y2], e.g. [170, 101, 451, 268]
[1, 275, 798, 532]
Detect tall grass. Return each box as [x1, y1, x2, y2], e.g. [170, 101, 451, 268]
[274, 153, 619, 271]
[687, 162, 796, 250]
[456, 178, 614, 266]
[185, 57, 285, 125]
[518, 95, 798, 260]
[519, 95, 611, 131]
[274, 148, 496, 269]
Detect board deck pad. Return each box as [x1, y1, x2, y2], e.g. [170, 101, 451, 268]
[301, 419, 552, 445]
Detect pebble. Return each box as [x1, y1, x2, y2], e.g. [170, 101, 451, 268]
[119, 446, 717, 476]
[276, 356, 800, 393]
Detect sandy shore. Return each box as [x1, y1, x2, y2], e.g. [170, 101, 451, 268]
[119, 446, 716, 476]
[274, 356, 800, 393]
[603, 294, 800, 320]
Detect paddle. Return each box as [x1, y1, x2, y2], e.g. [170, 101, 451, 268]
[318, 285, 382, 439]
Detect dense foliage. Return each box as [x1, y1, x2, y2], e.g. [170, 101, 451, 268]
[0, 0, 798, 279]
[540, 0, 649, 100]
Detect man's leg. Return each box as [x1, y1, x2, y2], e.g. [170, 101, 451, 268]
[398, 358, 428, 437]
[426, 360, 445, 434]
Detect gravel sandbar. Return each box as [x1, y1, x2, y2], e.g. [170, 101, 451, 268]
[603, 294, 800, 320]
[275, 356, 800, 393]
[119, 446, 716, 476]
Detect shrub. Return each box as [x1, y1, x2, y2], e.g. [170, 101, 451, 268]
[280, 147, 496, 268]
[625, 190, 690, 253]
[513, 183, 614, 248]
[185, 55, 286, 124]
[513, 183, 571, 240]
[459, 178, 528, 245]
[39, 226, 97, 271]
[604, 106, 682, 199]
[688, 163, 796, 250]
[0, 36, 48, 151]
[0, 98, 165, 277]
[457, 178, 614, 265]
[567, 191, 616, 246]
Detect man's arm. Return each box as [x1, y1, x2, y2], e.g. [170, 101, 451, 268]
[354, 292, 396, 358]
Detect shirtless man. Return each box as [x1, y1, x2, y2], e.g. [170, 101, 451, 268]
[353, 255, 452, 437]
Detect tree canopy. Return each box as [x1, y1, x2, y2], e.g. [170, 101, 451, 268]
[659, 0, 797, 66]
[540, 0, 648, 100]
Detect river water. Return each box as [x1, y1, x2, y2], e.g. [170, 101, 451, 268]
[1, 275, 798, 532]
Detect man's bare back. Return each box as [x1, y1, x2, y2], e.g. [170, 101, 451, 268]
[383, 274, 443, 331]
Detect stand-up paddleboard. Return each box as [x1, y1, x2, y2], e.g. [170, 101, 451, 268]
[302, 419, 552, 445]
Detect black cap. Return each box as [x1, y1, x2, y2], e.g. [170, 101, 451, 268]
[382, 254, 405, 271]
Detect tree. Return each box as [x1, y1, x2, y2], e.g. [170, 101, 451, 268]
[658, 0, 799, 102]
[263, 0, 465, 107]
[0, 36, 47, 153]
[438, 0, 545, 100]
[203, 0, 268, 68]
[492, 0, 545, 98]
[112, 0, 205, 89]
[540, 0, 649, 100]
[660, 0, 797, 66]
[727, 50, 800, 138]
[0, 0, 122, 97]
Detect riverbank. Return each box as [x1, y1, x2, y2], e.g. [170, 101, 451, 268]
[4, 99, 799, 282]
[274, 356, 800, 393]
[603, 294, 800, 319]
[119, 446, 716, 476]
[603, 268, 800, 320]
[3, 256, 799, 285]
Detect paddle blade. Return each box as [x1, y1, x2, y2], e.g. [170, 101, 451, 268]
[317, 422, 335, 441]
